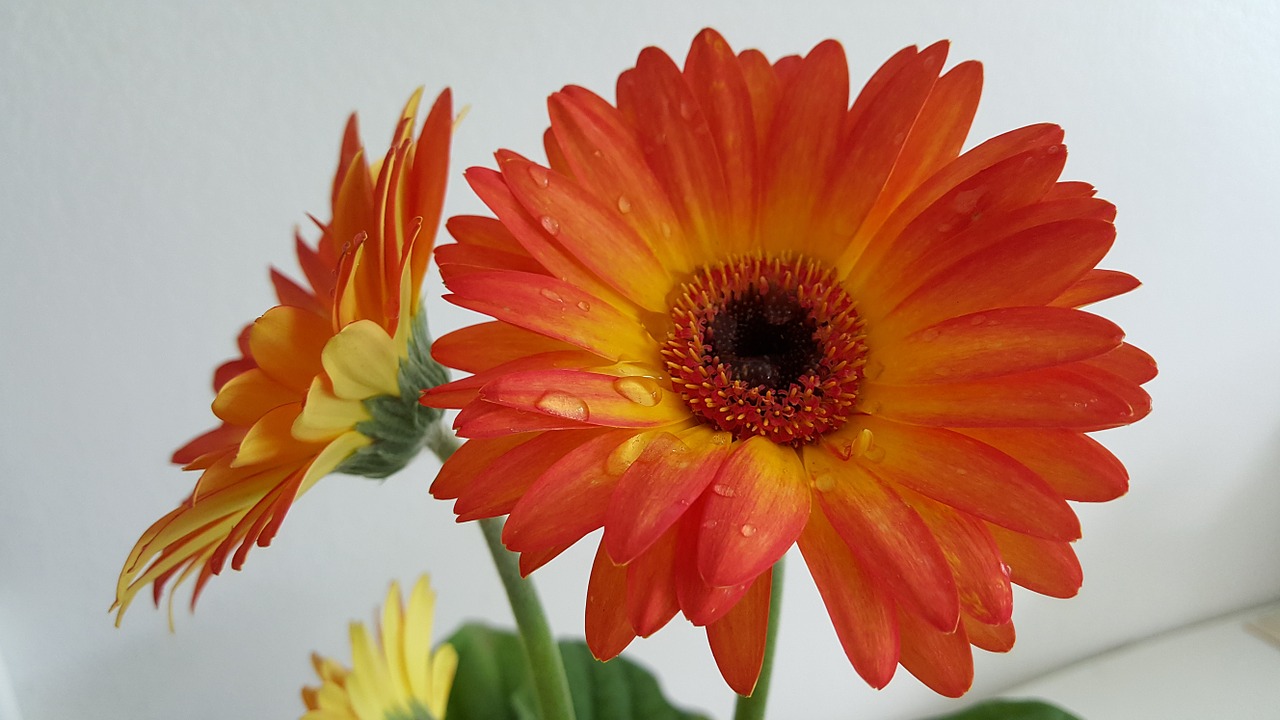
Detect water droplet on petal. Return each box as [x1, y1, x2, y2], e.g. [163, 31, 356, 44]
[864, 361, 885, 380]
[712, 483, 736, 497]
[739, 523, 757, 538]
[812, 471, 836, 492]
[862, 444, 886, 463]
[576, 300, 591, 311]
[709, 432, 732, 446]
[953, 466, 969, 476]
[534, 391, 589, 421]
[616, 195, 632, 214]
[660, 222, 673, 238]
[606, 434, 647, 475]
[540, 215, 560, 235]
[920, 328, 941, 342]
[539, 288, 563, 303]
[969, 314, 987, 326]
[613, 376, 663, 407]
[528, 165, 550, 188]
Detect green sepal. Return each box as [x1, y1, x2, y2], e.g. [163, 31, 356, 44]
[337, 308, 450, 479]
[444, 623, 712, 720]
[925, 699, 1083, 720]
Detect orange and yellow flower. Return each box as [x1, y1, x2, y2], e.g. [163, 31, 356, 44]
[114, 89, 454, 623]
[422, 30, 1154, 697]
[303, 575, 458, 720]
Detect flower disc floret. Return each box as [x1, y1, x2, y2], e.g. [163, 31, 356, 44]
[663, 254, 866, 445]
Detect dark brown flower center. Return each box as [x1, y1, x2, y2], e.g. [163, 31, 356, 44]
[662, 255, 867, 445]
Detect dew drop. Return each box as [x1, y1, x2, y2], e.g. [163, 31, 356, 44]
[576, 300, 591, 311]
[829, 439, 854, 461]
[812, 472, 836, 492]
[534, 391, 589, 421]
[712, 483, 736, 497]
[969, 314, 987, 326]
[540, 215, 560, 235]
[862, 444, 886, 463]
[853, 428, 874, 458]
[606, 434, 647, 475]
[660, 222, 673, 237]
[613, 376, 663, 407]
[953, 466, 969, 476]
[739, 523, 757, 538]
[616, 195, 632, 214]
[709, 432, 732, 446]
[539, 288, 563, 303]
[528, 165, 550, 188]
[920, 328, 941, 342]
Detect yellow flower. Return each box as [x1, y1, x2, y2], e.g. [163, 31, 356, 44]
[303, 576, 458, 720]
[422, 30, 1154, 696]
[114, 89, 454, 623]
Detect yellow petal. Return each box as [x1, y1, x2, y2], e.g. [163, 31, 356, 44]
[294, 376, 372, 443]
[299, 431, 371, 493]
[322, 319, 401, 400]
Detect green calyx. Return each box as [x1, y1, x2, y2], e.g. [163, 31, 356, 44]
[384, 700, 440, 720]
[336, 308, 449, 479]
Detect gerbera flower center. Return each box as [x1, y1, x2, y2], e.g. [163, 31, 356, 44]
[662, 255, 867, 445]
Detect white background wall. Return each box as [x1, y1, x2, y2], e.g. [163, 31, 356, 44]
[2, 1, 1278, 718]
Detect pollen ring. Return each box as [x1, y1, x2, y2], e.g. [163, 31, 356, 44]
[661, 255, 868, 445]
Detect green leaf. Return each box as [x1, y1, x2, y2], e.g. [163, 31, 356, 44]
[925, 698, 1083, 720]
[445, 623, 712, 720]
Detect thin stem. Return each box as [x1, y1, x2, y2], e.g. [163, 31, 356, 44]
[479, 517, 577, 720]
[733, 558, 785, 720]
[426, 423, 577, 720]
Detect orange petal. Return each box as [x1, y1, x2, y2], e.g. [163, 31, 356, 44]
[861, 54, 981, 233]
[816, 43, 947, 258]
[806, 446, 958, 631]
[444, 270, 654, 363]
[247, 305, 332, 393]
[844, 416, 1080, 541]
[430, 434, 530, 501]
[585, 542, 635, 661]
[987, 523, 1083, 598]
[876, 306, 1123, 384]
[797, 505, 899, 689]
[706, 568, 772, 696]
[211, 368, 300, 427]
[503, 429, 632, 553]
[453, 429, 606, 522]
[480, 369, 689, 429]
[269, 268, 325, 317]
[959, 428, 1129, 502]
[878, 217, 1115, 337]
[403, 89, 452, 299]
[1081, 342, 1158, 386]
[697, 436, 810, 587]
[1045, 181, 1098, 200]
[898, 491, 1013, 625]
[422, 349, 604, 410]
[604, 430, 728, 564]
[897, 607, 974, 698]
[683, 28, 756, 248]
[1051, 268, 1141, 308]
[464, 165, 629, 307]
[434, 241, 545, 276]
[760, 40, 850, 256]
[861, 364, 1141, 431]
[736, 49, 781, 152]
[452, 401, 596, 439]
[543, 126, 573, 177]
[173, 424, 246, 467]
[963, 614, 1016, 653]
[431, 321, 580, 375]
[616, 47, 727, 263]
[446, 214, 531, 256]
[231, 403, 318, 468]
[498, 152, 671, 312]
[675, 500, 753, 626]
[548, 86, 693, 272]
[625, 526, 680, 637]
[838, 123, 1064, 276]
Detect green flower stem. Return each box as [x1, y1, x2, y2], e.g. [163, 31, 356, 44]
[733, 557, 785, 720]
[478, 517, 577, 720]
[426, 424, 578, 720]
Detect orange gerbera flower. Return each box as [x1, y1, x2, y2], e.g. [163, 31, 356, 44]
[114, 89, 454, 623]
[422, 30, 1154, 697]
